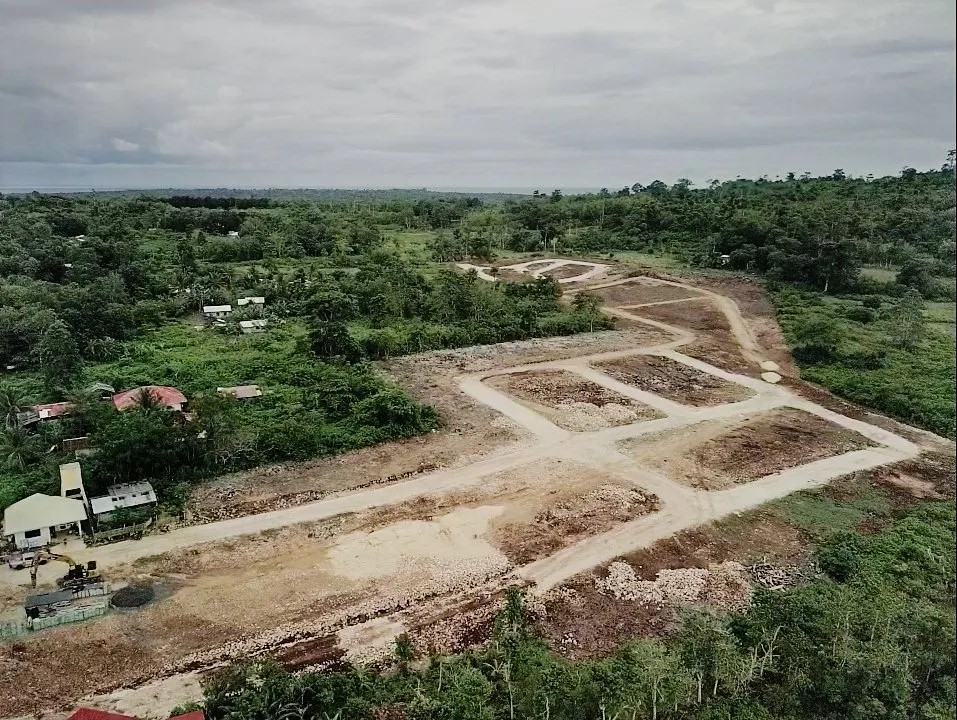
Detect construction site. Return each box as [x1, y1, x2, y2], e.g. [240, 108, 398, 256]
[0, 260, 952, 718]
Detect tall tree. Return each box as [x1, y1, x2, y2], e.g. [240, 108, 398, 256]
[37, 318, 81, 393]
[890, 289, 925, 349]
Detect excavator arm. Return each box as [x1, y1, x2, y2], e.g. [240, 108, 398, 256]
[29, 551, 77, 589]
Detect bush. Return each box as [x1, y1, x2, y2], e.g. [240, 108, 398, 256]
[845, 306, 876, 324]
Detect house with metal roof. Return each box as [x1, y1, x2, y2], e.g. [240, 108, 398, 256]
[89, 482, 158, 518]
[202, 304, 233, 320]
[239, 319, 268, 334]
[2, 493, 87, 549]
[236, 296, 265, 306]
[112, 386, 187, 412]
[217, 384, 263, 400]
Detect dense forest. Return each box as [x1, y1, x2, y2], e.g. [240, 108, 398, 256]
[184, 500, 956, 719]
[1, 160, 954, 510]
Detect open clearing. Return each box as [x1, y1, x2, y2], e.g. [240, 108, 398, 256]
[485, 369, 663, 431]
[595, 354, 754, 406]
[0, 270, 946, 719]
[588, 277, 704, 305]
[619, 408, 877, 490]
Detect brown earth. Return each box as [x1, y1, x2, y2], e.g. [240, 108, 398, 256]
[486, 370, 663, 431]
[542, 263, 601, 280]
[595, 354, 754, 406]
[625, 299, 754, 374]
[539, 448, 955, 659]
[619, 408, 875, 490]
[589, 279, 704, 306]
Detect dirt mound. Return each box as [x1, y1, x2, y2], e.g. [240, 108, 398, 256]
[596, 560, 751, 610]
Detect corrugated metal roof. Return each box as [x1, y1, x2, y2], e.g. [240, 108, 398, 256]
[217, 384, 262, 399]
[25, 589, 74, 609]
[202, 304, 232, 313]
[3, 493, 87, 536]
[112, 386, 187, 411]
[67, 709, 139, 720]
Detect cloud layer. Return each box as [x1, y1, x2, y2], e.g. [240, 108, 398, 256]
[1, 0, 954, 189]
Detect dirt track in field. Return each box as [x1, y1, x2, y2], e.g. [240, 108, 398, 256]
[1, 270, 946, 720]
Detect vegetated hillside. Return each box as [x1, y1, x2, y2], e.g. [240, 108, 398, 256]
[192, 501, 957, 720]
[0, 191, 607, 512]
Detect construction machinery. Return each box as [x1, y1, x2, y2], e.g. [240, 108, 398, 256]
[29, 550, 101, 590]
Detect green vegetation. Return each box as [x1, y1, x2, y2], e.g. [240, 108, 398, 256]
[194, 500, 955, 719]
[773, 286, 956, 438]
[0, 194, 607, 512]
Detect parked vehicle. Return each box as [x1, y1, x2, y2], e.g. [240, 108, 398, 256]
[7, 550, 48, 571]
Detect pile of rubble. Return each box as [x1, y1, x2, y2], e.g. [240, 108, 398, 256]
[596, 560, 752, 610]
[748, 561, 806, 590]
[542, 485, 657, 523]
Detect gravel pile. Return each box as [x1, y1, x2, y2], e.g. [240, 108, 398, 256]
[556, 401, 640, 431]
[597, 561, 752, 610]
[749, 561, 805, 589]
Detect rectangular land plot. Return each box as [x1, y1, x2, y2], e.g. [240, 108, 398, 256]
[594, 355, 754, 406]
[485, 369, 664, 431]
[618, 408, 877, 490]
[591, 279, 704, 306]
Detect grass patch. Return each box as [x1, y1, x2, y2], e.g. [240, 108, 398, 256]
[771, 482, 893, 538]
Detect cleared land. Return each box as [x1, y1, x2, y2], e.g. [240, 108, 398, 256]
[619, 408, 876, 490]
[0, 271, 941, 718]
[594, 354, 754, 406]
[485, 370, 663, 431]
[589, 278, 704, 305]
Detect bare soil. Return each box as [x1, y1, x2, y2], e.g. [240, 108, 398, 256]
[542, 264, 598, 280]
[626, 299, 753, 374]
[537, 507, 808, 658]
[486, 370, 663, 431]
[619, 408, 875, 490]
[595, 355, 754, 406]
[590, 280, 704, 306]
[188, 331, 671, 521]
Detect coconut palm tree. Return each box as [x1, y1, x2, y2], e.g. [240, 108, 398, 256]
[0, 384, 25, 430]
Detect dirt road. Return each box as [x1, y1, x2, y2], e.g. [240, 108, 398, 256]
[2, 273, 939, 719]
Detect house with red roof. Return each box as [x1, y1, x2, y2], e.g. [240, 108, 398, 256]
[66, 707, 204, 720]
[67, 709, 138, 720]
[111, 385, 187, 412]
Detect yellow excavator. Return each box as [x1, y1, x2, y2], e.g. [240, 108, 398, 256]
[29, 550, 101, 590]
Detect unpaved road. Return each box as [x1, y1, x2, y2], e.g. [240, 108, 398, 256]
[3, 274, 939, 718]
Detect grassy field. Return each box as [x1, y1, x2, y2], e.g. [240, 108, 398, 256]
[860, 266, 897, 283]
[774, 288, 956, 439]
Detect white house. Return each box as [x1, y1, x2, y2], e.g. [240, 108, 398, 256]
[239, 319, 268, 334]
[2, 494, 87, 549]
[237, 296, 265, 307]
[227, 230, 240, 238]
[89, 481, 158, 518]
[202, 304, 233, 320]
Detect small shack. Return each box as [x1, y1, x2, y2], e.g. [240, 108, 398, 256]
[217, 384, 263, 400]
[239, 319, 267, 334]
[2, 494, 87, 549]
[237, 296, 265, 307]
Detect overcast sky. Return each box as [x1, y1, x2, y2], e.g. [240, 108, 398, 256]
[1, 0, 954, 191]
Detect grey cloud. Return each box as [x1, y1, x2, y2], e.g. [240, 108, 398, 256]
[0, 0, 953, 190]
